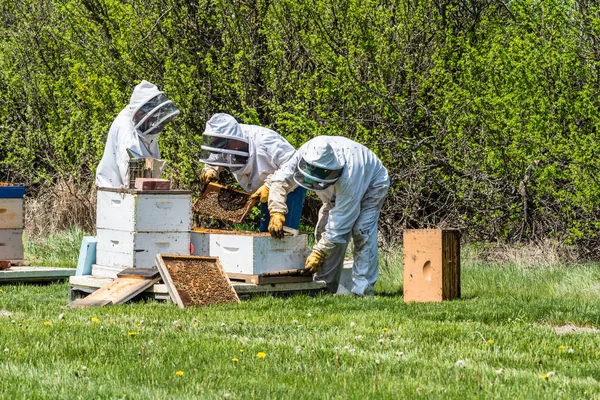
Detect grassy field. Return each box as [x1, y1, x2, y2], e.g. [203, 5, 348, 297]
[1, 238, 599, 399]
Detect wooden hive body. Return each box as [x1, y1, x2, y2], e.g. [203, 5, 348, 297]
[403, 229, 460, 303]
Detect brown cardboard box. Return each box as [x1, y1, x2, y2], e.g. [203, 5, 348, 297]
[403, 229, 460, 303]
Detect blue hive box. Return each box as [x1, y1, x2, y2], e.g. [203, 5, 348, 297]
[0, 185, 26, 198]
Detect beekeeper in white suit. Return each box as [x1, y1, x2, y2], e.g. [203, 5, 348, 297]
[96, 80, 180, 188]
[199, 113, 306, 232]
[268, 136, 390, 296]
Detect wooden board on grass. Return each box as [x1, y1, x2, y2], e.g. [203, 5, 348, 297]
[0, 266, 74, 282]
[192, 183, 257, 223]
[156, 254, 239, 308]
[69, 268, 160, 308]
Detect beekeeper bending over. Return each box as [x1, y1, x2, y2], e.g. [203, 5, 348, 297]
[268, 136, 390, 296]
[199, 113, 306, 232]
[96, 80, 180, 188]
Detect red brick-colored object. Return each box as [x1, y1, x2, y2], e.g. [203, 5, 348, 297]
[134, 178, 171, 191]
[403, 229, 460, 303]
[0, 260, 11, 270]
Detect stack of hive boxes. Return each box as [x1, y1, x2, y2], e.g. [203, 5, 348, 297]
[0, 185, 25, 263]
[92, 188, 192, 278]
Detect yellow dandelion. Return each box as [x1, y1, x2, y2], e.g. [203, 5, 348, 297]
[541, 375, 548, 380]
[0, 289, 4, 293]
[256, 352, 266, 359]
[383, 328, 389, 332]
[91, 317, 99, 324]
[487, 339, 494, 344]
[128, 331, 138, 336]
[559, 345, 566, 350]
[176, 370, 184, 376]
[44, 321, 52, 327]
[232, 357, 239, 362]
[240, 349, 244, 354]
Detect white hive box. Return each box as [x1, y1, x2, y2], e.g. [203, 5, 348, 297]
[95, 229, 190, 268]
[96, 190, 191, 232]
[191, 229, 307, 275]
[95, 188, 191, 275]
[0, 199, 24, 229]
[0, 229, 24, 260]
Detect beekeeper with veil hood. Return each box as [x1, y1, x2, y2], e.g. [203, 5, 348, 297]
[199, 113, 306, 232]
[96, 80, 180, 188]
[268, 136, 390, 296]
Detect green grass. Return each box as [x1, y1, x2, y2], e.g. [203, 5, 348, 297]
[2, 247, 600, 399]
[25, 228, 87, 268]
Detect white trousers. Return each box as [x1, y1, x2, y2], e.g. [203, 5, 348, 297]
[314, 177, 390, 296]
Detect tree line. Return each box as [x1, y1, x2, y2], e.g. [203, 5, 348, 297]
[1, 0, 599, 256]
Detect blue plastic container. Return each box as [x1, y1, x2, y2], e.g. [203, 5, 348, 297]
[0, 185, 26, 198]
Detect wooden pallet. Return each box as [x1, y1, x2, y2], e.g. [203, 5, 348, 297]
[227, 268, 313, 285]
[69, 275, 327, 300]
[69, 268, 161, 308]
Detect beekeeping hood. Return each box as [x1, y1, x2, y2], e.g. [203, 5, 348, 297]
[293, 136, 345, 191]
[199, 113, 250, 170]
[128, 80, 180, 142]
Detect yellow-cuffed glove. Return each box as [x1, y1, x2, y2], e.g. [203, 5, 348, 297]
[268, 212, 286, 239]
[250, 185, 269, 203]
[199, 168, 218, 185]
[305, 250, 326, 273]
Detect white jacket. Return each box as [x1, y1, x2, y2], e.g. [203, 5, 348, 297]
[96, 81, 162, 188]
[202, 115, 296, 193]
[269, 136, 389, 256]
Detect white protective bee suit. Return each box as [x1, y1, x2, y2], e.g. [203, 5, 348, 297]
[199, 113, 296, 193]
[96, 80, 180, 188]
[269, 136, 390, 296]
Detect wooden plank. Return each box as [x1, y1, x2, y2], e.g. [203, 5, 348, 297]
[117, 267, 160, 279]
[0, 267, 75, 282]
[69, 275, 161, 308]
[156, 254, 240, 308]
[232, 280, 327, 294]
[227, 272, 313, 285]
[259, 268, 311, 277]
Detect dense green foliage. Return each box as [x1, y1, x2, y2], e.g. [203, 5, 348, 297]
[1, 1, 599, 253]
[2, 256, 600, 398]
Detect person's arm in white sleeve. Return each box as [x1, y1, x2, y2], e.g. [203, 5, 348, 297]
[312, 184, 361, 257]
[268, 150, 301, 215]
[116, 138, 129, 188]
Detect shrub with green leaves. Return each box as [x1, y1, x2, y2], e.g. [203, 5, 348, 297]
[0, 0, 598, 255]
